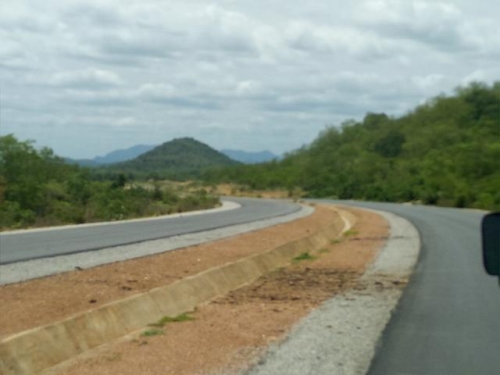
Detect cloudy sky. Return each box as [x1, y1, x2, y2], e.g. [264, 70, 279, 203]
[1, 0, 499, 158]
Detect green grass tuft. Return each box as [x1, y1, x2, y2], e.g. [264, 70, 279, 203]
[293, 252, 316, 262]
[141, 329, 164, 337]
[149, 313, 195, 328]
[343, 229, 359, 237]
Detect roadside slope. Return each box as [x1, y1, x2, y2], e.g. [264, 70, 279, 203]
[35, 206, 387, 375]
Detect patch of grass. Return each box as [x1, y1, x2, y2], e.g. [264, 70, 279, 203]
[293, 252, 316, 262]
[141, 328, 164, 337]
[343, 229, 359, 237]
[330, 238, 341, 244]
[149, 312, 195, 328]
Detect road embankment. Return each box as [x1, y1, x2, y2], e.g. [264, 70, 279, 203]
[7, 206, 394, 375]
[0, 205, 349, 375]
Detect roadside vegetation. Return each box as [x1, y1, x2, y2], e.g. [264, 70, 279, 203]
[0, 135, 219, 230]
[141, 329, 164, 337]
[293, 252, 316, 262]
[204, 82, 500, 211]
[149, 313, 195, 328]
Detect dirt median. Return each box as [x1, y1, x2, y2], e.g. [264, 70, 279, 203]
[0, 205, 342, 339]
[45, 206, 388, 375]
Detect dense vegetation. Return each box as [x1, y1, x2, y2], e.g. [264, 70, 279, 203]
[205, 82, 500, 211]
[97, 137, 239, 180]
[0, 135, 218, 230]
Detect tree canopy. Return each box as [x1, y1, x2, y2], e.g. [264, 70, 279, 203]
[205, 81, 500, 211]
[0, 135, 218, 229]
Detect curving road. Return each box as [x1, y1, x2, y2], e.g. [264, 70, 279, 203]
[317, 200, 500, 375]
[0, 197, 301, 265]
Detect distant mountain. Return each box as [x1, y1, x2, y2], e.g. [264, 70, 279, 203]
[221, 149, 278, 164]
[93, 144, 156, 164]
[65, 157, 99, 167]
[68, 144, 156, 166]
[108, 138, 239, 178]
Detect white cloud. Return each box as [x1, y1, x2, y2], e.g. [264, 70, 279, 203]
[283, 21, 392, 59]
[137, 83, 176, 100]
[412, 74, 445, 90]
[112, 117, 138, 127]
[235, 80, 263, 97]
[48, 69, 123, 88]
[200, 5, 258, 53]
[356, 0, 475, 52]
[2, 0, 500, 158]
[461, 70, 487, 85]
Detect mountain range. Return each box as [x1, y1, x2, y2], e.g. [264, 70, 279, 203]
[69, 143, 277, 166]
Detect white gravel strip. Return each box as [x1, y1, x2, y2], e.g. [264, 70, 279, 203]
[244, 210, 420, 375]
[0, 205, 314, 285]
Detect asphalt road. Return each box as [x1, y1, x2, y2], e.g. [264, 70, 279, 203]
[318, 200, 499, 375]
[0, 197, 300, 265]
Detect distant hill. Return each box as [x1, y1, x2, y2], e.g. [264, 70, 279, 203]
[68, 144, 156, 166]
[107, 137, 239, 179]
[69, 144, 278, 167]
[221, 149, 278, 164]
[93, 144, 156, 164]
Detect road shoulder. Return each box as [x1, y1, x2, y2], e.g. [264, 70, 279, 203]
[245, 209, 420, 375]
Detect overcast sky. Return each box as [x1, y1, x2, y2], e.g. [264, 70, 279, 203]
[1, 0, 499, 158]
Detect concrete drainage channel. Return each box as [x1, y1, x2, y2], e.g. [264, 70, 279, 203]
[0, 208, 356, 375]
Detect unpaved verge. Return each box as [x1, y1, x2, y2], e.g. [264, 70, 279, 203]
[243, 209, 420, 375]
[0, 205, 337, 339]
[46, 207, 388, 375]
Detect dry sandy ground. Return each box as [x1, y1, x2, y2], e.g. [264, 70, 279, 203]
[211, 184, 297, 200]
[0, 205, 342, 339]
[45, 207, 388, 375]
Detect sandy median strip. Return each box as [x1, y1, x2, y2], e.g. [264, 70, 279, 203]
[0, 205, 342, 339]
[44, 206, 388, 375]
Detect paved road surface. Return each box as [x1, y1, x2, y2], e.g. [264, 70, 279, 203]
[319, 200, 499, 375]
[0, 197, 300, 265]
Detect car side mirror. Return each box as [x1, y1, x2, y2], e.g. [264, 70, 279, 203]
[481, 213, 500, 283]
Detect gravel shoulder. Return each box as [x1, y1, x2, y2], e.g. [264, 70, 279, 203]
[244, 209, 420, 375]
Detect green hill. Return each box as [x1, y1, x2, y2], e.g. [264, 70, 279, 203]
[107, 137, 239, 179]
[205, 82, 500, 211]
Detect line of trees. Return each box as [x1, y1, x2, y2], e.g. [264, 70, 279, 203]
[204, 82, 500, 211]
[0, 135, 218, 230]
